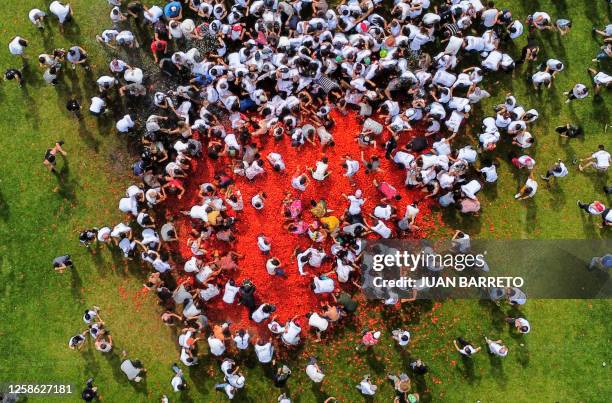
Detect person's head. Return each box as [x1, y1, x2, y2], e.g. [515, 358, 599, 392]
[598, 144, 605, 151]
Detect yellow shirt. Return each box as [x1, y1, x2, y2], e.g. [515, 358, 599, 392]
[320, 215, 339, 231]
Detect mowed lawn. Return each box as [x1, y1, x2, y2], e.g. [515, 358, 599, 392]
[0, 0, 610, 402]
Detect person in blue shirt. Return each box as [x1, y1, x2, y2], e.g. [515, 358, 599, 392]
[164, 1, 182, 20]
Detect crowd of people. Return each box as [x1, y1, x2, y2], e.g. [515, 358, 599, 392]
[4, 0, 610, 400]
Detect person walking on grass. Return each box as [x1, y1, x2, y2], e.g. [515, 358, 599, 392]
[454, 337, 481, 357]
[485, 337, 508, 357]
[43, 141, 67, 173]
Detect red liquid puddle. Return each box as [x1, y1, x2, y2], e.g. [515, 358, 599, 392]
[164, 111, 442, 334]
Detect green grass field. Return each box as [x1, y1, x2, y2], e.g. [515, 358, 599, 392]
[0, 0, 610, 402]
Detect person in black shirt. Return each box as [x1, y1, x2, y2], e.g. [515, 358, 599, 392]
[555, 123, 582, 138]
[159, 57, 179, 77]
[81, 378, 97, 401]
[66, 98, 82, 118]
[4, 68, 24, 86]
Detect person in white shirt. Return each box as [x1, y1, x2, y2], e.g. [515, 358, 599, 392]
[506, 317, 531, 334]
[116, 114, 135, 133]
[453, 338, 481, 357]
[356, 375, 377, 395]
[392, 329, 411, 347]
[251, 303, 275, 323]
[49, 1, 72, 32]
[214, 382, 237, 400]
[89, 97, 107, 116]
[29, 9, 46, 29]
[479, 162, 498, 183]
[312, 275, 335, 294]
[305, 357, 325, 383]
[310, 157, 330, 181]
[579, 145, 610, 172]
[281, 319, 302, 346]
[515, 174, 538, 200]
[222, 280, 240, 304]
[344, 189, 365, 215]
[541, 160, 568, 182]
[208, 335, 226, 356]
[531, 70, 552, 90]
[8, 37, 28, 57]
[307, 312, 329, 341]
[485, 337, 508, 357]
[254, 339, 274, 363]
[233, 330, 250, 350]
[267, 152, 286, 172]
[342, 155, 360, 184]
[507, 19, 523, 39]
[564, 83, 588, 103]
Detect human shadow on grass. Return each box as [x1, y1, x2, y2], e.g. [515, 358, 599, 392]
[62, 20, 83, 44]
[19, 81, 40, 131]
[487, 352, 508, 387]
[0, 188, 10, 221]
[478, 300, 505, 333]
[70, 265, 84, 300]
[309, 381, 328, 402]
[52, 158, 78, 203]
[78, 118, 101, 152]
[455, 355, 477, 384]
[80, 340, 101, 375]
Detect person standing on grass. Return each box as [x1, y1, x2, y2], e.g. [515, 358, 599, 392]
[4, 68, 24, 87]
[305, 357, 325, 383]
[43, 141, 67, 173]
[356, 375, 377, 395]
[8, 36, 28, 58]
[66, 98, 82, 118]
[29, 9, 47, 30]
[67, 45, 90, 71]
[49, 1, 73, 33]
[387, 372, 411, 395]
[506, 317, 531, 334]
[392, 329, 411, 347]
[360, 330, 381, 350]
[81, 378, 98, 402]
[485, 337, 508, 357]
[454, 337, 481, 357]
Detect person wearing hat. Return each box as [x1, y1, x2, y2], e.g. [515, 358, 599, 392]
[388, 372, 411, 395]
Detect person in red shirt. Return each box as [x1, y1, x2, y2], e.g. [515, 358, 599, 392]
[150, 39, 167, 63]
